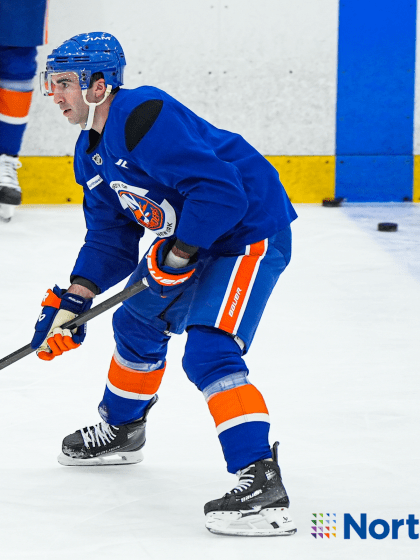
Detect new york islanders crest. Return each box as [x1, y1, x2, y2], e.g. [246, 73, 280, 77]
[110, 182, 176, 237]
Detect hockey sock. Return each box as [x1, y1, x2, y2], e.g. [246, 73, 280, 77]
[98, 352, 165, 425]
[183, 325, 272, 473]
[207, 383, 272, 473]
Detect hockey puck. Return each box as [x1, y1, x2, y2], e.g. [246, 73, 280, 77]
[378, 222, 398, 232]
[322, 197, 344, 207]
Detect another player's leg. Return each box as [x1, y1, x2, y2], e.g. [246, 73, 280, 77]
[58, 306, 169, 466]
[183, 325, 296, 536]
[0, 47, 37, 221]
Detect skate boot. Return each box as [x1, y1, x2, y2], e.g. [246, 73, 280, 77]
[204, 442, 297, 536]
[0, 155, 22, 222]
[58, 395, 157, 466]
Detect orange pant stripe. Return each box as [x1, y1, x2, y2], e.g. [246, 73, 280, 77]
[215, 239, 267, 334]
[0, 88, 33, 118]
[108, 356, 165, 396]
[207, 384, 269, 428]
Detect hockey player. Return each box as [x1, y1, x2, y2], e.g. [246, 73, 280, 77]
[33, 32, 298, 537]
[0, 0, 49, 221]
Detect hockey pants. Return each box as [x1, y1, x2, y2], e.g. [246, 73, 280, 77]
[99, 227, 292, 473]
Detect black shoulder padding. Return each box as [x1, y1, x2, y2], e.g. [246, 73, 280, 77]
[125, 99, 164, 152]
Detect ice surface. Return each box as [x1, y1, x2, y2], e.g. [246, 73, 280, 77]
[0, 203, 419, 559]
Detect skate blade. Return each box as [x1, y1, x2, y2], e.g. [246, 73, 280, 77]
[205, 507, 297, 537]
[57, 448, 144, 466]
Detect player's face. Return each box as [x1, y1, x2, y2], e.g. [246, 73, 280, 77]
[52, 72, 89, 127]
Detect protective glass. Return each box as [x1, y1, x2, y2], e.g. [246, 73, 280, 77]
[39, 70, 91, 96]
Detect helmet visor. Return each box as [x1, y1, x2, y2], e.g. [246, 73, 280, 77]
[39, 70, 92, 96]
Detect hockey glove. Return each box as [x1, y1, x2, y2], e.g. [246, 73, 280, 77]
[142, 238, 197, 297]
[31, 286, 93, 361]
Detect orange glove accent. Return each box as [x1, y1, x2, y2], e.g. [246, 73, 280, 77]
[36, 328, 81, 361]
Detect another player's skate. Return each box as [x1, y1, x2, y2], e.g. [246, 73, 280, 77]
[204, 442, 296, 536]
[0, 154, 22, 222]
[58, 395, 157, 466]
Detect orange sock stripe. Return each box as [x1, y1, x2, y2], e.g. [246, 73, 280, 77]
[216, 240, 267, 334]
[108, 356, 165, 395]
[0, 88, 33, 118]
[208, 384, 269, 428]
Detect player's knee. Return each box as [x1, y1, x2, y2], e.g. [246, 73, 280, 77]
[182, 325, 247, 392]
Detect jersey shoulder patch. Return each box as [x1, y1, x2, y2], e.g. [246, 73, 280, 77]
[124, 99, 164, 152]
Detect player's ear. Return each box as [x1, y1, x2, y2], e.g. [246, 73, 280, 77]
[92, 78, 106, 98]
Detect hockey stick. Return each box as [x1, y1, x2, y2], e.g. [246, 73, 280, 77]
[0, 279, 148, 371]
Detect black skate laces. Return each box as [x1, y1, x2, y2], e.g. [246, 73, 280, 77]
[231, 465, 256, 494]
[81, 422, 119, 449]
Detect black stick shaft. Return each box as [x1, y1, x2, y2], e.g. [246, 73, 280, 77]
[0, 280, 148, 371]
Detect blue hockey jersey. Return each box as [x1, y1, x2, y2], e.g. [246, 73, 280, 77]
[71, 86, 297, 292]
[0, 0, 48, 47]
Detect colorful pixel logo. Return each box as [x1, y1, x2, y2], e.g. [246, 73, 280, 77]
[311, 513, 337, 538]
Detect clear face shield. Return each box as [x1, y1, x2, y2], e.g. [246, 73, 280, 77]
[39, 68, 113, 130]
[39, 69, 92, 96]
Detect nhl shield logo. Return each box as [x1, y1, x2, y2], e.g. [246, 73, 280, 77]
[92, 153, 103, 165]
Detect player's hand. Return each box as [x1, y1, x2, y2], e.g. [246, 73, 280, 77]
[142, 238, 197, 297]
[31, 286, 93, 361]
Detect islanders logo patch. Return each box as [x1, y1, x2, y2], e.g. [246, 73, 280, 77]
[119, 190, 164, 230]
[110, 181, 176, 238]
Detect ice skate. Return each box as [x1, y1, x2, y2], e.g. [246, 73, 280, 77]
[0, 155, 22, 221]
[204, 442, 297, 536]
[58, 395, 157, 466]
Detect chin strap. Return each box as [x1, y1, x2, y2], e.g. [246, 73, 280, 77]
[81, 85, 112, 130]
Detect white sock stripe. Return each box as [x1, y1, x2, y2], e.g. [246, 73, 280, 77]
[216, 413, 270, 435]
[214, 255, 244, 328]
[106, 378, 156, 401]
[0, 113, 29, 125]
[233, 238, 268, 334]
[0, 78, 34, 92]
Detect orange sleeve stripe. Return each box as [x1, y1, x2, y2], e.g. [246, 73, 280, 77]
[108, 356, 165, 395]
[207, 384, 269, 427]
[41, 289, 61, 309]
[0, 88, 33, 118]
[217, 240, 266, 333]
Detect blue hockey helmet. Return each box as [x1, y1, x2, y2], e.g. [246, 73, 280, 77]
[41, 31, 126, 95]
